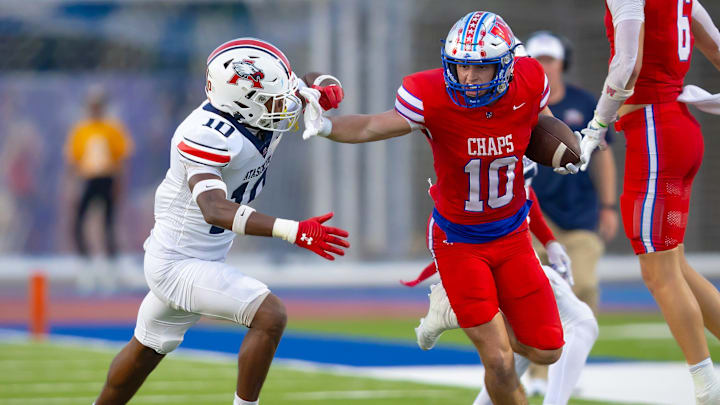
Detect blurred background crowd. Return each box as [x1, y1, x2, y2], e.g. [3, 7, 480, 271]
[0, 0, 719, 262]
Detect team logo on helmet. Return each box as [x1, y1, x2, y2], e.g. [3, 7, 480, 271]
[228, 59, 265, 88]
[489, 18, 513, 47]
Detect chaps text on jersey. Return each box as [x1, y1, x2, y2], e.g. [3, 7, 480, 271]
[467, 134, 514, 157]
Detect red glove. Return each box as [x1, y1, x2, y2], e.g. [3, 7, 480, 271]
[295, 212, 350, 260]
[311, 84, 344, 110]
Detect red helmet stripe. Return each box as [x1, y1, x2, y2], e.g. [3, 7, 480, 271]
[207, 38, 292, 74]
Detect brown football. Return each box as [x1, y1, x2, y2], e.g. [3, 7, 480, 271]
[526, 115, 581, 168]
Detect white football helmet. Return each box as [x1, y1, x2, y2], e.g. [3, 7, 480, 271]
[442, 11, 519, 108]
[205, 38, 301, 132]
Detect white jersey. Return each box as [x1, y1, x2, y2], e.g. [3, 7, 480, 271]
[144, 100, 283, 261]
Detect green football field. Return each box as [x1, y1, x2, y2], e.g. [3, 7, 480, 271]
[1, 312, 715, 405]
[1, 340, 635, 405]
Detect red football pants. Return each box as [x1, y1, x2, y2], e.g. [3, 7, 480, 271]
[427, 216, 563, 350]
[616, 102, 703, 255]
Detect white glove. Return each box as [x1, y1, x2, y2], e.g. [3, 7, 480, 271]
[546, 240, 574, 286]
[553, 130, 582, 175]
[579, 116, 608, 171]
[299, 87, 332, 140]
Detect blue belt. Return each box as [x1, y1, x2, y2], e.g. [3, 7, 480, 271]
[432, 201, 531, 244]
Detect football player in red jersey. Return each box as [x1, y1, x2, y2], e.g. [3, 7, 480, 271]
[302, 11, 579, 404]
[579, 1, 720, 402]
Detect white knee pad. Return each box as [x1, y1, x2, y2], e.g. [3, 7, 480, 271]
[134, 291, 200, 354]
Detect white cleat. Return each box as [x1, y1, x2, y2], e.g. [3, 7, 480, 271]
[696, 384, 720, 405]
[415, 283, 460, 350]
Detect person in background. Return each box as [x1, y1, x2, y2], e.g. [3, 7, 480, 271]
[522, 31, 618, 396]
[65, 88, 134, 259]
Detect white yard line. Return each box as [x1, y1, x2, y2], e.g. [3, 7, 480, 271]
[598, 322, 720, 344]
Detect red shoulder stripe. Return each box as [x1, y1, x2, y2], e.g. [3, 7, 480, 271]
[178, 141, 230, 164]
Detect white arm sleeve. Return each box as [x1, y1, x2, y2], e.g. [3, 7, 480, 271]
[595, 1, 644, 124]
[693, 0, 720, 52]
[606, 0, 645, 26]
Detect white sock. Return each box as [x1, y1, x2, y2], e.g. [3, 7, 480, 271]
[690, 357, 720, 400]
[473, 354, 531, 405]
[544, 318, 598, 405]
[234, 392, 258, 405]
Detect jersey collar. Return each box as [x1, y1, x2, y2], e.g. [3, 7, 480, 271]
[202, 102, 274, 156]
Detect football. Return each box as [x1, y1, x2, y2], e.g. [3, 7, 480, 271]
[526, 115, 581, 168]
[301, 71, 341, 87]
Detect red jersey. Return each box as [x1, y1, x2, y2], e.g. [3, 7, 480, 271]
[605, 0, 694, 104]
[395, 57, 549, 227]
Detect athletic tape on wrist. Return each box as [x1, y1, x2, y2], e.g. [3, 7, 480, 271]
[318, 117, 333, 137]
[232, 205, 256, 235]
[272, 218, 299, 243]
[192, 179, 227, 204]
[595, 79, 635, 125]
[313, 74, 342, 88]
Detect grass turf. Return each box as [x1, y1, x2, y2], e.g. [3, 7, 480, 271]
[286, 312, 720, 362]
[0, 340, 637, 405]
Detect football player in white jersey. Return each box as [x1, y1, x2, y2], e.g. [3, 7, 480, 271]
[410, 158, 598, 405]
[94, 38, 349, 405]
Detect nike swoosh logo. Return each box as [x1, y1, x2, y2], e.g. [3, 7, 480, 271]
[513, 103, 526, 110]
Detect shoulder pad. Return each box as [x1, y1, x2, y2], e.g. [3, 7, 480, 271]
[177, 125, 232, 168]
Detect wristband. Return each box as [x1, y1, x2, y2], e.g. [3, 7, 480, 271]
[602, 78, 634, 103]
[272, 218, 299, 243]
[231, 205, 256, 235]
[601, 204, 617, 210]
[192, 179, 227, 204]
[592, 116, 608, 129]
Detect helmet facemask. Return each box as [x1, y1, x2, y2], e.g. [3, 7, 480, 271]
[244, 76, 301, 132]
[442, 45, 517, 108]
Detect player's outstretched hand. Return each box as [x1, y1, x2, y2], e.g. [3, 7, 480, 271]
[579, 118, 608, 171]
[295, 212, 350, 260]
[546, 241, 574, 286]
[311, 83, 344, 110]
[299, 88, 332, 140]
